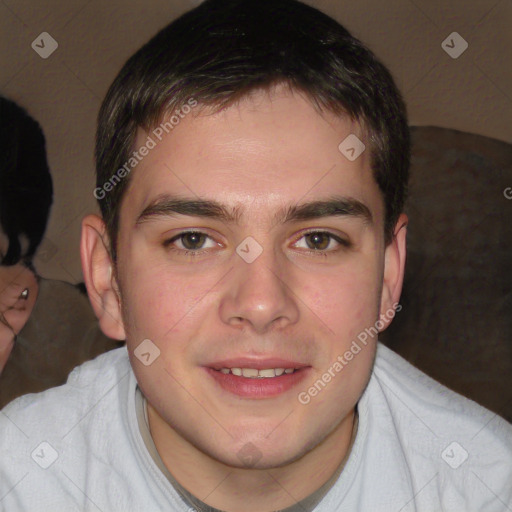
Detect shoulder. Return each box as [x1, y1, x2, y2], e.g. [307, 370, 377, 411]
[372, 342, 511, 432]
[363, 342, 512, 508]
[0, 346, 161, 511]
[1, 346, 131, 435]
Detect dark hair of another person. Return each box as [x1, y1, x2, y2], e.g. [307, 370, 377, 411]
[96, 0, 410, 262]
[0, 97, 53, 266]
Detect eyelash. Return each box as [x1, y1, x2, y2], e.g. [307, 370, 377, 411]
[163, 230, 351, 258]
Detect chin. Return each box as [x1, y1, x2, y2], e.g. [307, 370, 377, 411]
[216, 443, 308, 471]
[197, 428, 314, 470]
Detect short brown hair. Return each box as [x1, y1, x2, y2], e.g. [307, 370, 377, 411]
[95, 0, 410, 261]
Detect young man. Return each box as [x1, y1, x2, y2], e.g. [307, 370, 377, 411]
[1, 0, 511, 510]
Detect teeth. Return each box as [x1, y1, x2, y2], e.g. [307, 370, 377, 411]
[217, 367, 297, 378]
[258, 369, 276, 378]
[242, 368, 259, 378]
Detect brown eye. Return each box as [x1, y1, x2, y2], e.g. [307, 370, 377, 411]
[304, 232, 331, 250]
[163, 231, 218, 257]
[294, 231, 350, 254]
[179, 232, 208, 250]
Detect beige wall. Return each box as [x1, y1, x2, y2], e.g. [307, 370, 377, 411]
[1, 0, 510, 282]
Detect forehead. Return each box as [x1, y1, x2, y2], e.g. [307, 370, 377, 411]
[122, 87, 383, 224]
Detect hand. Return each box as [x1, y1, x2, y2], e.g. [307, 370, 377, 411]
[0, 264, 38, 374]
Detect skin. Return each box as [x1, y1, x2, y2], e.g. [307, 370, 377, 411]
[81, 85, 407, 511]
[0, 261, 39, 374]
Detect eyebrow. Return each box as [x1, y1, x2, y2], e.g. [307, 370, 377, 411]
[136, 194, 373, 227]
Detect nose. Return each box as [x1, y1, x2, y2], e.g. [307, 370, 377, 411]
[219, 243, 300, 333]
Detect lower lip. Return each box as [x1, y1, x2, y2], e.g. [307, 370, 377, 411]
[205, 367, 311, 398]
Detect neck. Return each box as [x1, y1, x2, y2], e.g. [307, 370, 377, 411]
[147, 404, 356, 512]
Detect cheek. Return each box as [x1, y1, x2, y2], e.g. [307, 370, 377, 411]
[305, 261, 381, 338]
[119, 254, 215, 344]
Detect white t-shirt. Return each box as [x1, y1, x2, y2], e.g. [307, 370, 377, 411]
[1, 342, 511, 512]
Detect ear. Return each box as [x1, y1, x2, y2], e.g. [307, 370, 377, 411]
[378, 213, 407, 331]
[80, 214, 126, 340]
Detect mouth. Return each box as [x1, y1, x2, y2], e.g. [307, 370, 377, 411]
[204, 359, 311, 399]
[215, 367, 299, 377]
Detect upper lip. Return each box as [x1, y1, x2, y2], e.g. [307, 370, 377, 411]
[206, 358, 310, 370]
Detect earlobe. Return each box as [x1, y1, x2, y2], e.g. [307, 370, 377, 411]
[379, 213, 408, 331]
[80, 214, 126, 340]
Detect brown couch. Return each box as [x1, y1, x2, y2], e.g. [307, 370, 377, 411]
[380, 126, 512, 423]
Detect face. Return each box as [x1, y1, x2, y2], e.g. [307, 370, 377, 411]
[0, 234, 38, 373]
[108, 86, 403, 468]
